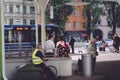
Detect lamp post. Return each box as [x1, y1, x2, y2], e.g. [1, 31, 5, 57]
[35, 0, 49, 48]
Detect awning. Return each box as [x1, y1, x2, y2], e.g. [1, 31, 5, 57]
[81, 33, 87, 37]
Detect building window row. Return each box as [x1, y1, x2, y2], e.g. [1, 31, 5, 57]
[66, 21, 81, 30]
[73, 10, 80, 16]
[6, 4, 35, 14]
[6, 18, 35, 25]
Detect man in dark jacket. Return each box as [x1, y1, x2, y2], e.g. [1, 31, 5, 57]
[69, 36, 75, 53]
[113, 34, 120, 53]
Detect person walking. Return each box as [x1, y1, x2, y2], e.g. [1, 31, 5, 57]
[45, 35, 55, 57]
[69, 36, 75, 54]
[87, 38, 98, 73]
[32, 46, 58, 80]
[113, 34, 120, 53]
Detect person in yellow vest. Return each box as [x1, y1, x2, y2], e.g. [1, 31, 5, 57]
[32, 46, 58, 80]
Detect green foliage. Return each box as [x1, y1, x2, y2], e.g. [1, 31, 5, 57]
[45, 0, 73, 28]
[87, 0, 103, 29]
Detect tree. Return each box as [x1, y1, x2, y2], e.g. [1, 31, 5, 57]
[45, 0, 73, 29]
[84, 0, 103, 38]
[103, 1, 120, 35]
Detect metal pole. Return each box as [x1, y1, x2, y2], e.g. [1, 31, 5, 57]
[86, 4, 91, 39]
[0, 0, 3, 79]
[39, 0, 49, 48]
[0, 0, 8, 79]
[35, 0, 39, 46]
[112, 2, 116, 35]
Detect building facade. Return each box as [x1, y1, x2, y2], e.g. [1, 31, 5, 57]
[64, 0, 88, 42]
[4, 0, 39, 25]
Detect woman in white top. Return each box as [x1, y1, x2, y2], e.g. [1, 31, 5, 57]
[45, 35, 55, 57]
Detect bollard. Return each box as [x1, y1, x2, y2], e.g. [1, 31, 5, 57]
[81, 54, 93, 77]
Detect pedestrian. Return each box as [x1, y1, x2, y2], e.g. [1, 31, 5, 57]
[99, 40, 108, 51]
[45, 35, 55, 57]
[69, 36, 76, 53]
[87, 38, 98, 73]
[113, 34, 120, 53]
[32, 46, 58, 80]
[56, 36, 71, 58]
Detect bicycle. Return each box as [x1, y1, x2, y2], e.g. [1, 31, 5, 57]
[17, 60, 58, 80]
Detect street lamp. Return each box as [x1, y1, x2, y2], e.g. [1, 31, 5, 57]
[35, 0, 49, 48]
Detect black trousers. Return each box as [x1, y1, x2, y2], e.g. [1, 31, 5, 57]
[34, 63, 56, 80]
[71, 45, 74, 53]
[114, 45, 119, 53]
[92, 57, 96, 73]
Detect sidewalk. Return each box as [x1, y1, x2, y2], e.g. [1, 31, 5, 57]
[63, 52, 120, 80]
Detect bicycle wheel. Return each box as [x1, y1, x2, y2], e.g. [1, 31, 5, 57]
[47, 65, 57, 76]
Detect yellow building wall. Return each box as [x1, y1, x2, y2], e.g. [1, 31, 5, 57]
[65, 0, 87, 31]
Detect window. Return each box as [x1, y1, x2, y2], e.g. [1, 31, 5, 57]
[67, 22, 70, 29]
[15, 19, 21, 24]
[82, 10, 86, 17]
[73, 22, 77, 29]
[30, 20, 35, 24]
[30, 6, 35, 14]
[16, 5, 20, 13]
[73, 10, 77, 16]
[83, 22, 87, 28]
[23, 19, 27, 24]
[10, 19, 13, 25]
[23, 6, 26, 14]
[9, 4, 13, 13]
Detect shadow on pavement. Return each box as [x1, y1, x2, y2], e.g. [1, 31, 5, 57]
[63, 60, 120, 80]
[94, 60, 120, 80]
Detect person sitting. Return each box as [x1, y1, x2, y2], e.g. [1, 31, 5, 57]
[45, 35, 55, 57]
[56, 36, 71, 58]
[32, 46, 58, 80]
[99, 40, 108, 51]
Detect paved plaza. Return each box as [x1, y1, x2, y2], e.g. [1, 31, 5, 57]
[63, 51, 120, 80]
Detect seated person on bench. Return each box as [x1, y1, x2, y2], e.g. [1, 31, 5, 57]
[99, 40, 108, 51]
[45, 35, 55, 57]
[56, 36, 71, 58]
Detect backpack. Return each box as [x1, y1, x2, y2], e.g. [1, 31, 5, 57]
[57, 44, 70, 57]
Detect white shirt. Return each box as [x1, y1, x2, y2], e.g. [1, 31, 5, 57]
[45, 40, 55, 53]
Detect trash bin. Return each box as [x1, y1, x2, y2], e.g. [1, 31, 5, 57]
[81, 54, 93, 77]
